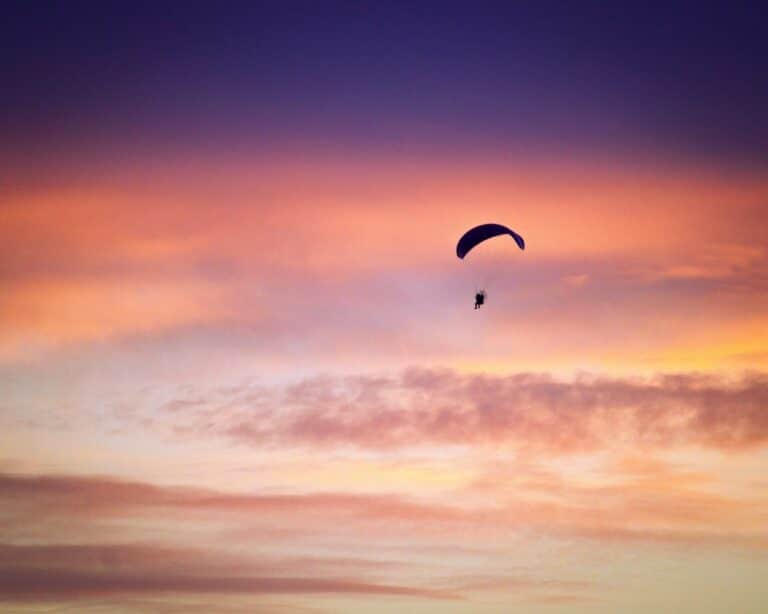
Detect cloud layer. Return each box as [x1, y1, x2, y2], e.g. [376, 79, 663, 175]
[2, 466, 766, 609]
[161, 369, 768, 453]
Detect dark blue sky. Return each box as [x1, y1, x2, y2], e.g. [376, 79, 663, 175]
[3, 1, 767, 164]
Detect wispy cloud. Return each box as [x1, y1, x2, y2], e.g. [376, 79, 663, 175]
[2, 468, 765, 608]
[161, 369, 768, 453]
[3, 470, 766, 551]
[0, 566, 457, 603]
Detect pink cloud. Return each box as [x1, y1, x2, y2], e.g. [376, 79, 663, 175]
[161, 369, 768, 453]
[3, 471, 766, 551]
[0, 542, 456, 603]
[1, 468, 765, 607]
[0, 569, 458, 602]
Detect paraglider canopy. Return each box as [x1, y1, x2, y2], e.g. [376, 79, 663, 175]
[456, 223, 525, 259]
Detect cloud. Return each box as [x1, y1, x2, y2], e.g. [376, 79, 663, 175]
[640, 244, 767, 285]
[2, 471, 766, 552]
[163, 369, 768, 453]
[1, 468, 766, 608]
[0, 472, 469, 529]
[0, 569, 457, 602]
[563, 273, 589, 287]
[0, 279, 230, 361]
[0, 542, 457, 603]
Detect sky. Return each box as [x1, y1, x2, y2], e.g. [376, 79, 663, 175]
[1, 2, 768, 612]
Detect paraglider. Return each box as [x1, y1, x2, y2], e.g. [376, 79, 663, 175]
[457, 223, 525, 309]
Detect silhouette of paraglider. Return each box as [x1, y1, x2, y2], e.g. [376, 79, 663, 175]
[457, 223, 525, 308]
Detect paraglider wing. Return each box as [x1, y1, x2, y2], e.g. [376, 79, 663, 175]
[456, 223, 525, 259]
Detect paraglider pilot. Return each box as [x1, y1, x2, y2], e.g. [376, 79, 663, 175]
[474, 291, 485, 309]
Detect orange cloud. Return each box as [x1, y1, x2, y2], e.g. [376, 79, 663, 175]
[0, 279, 230, 357]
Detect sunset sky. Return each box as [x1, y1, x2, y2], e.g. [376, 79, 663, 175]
[2, 3, 768, 612]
